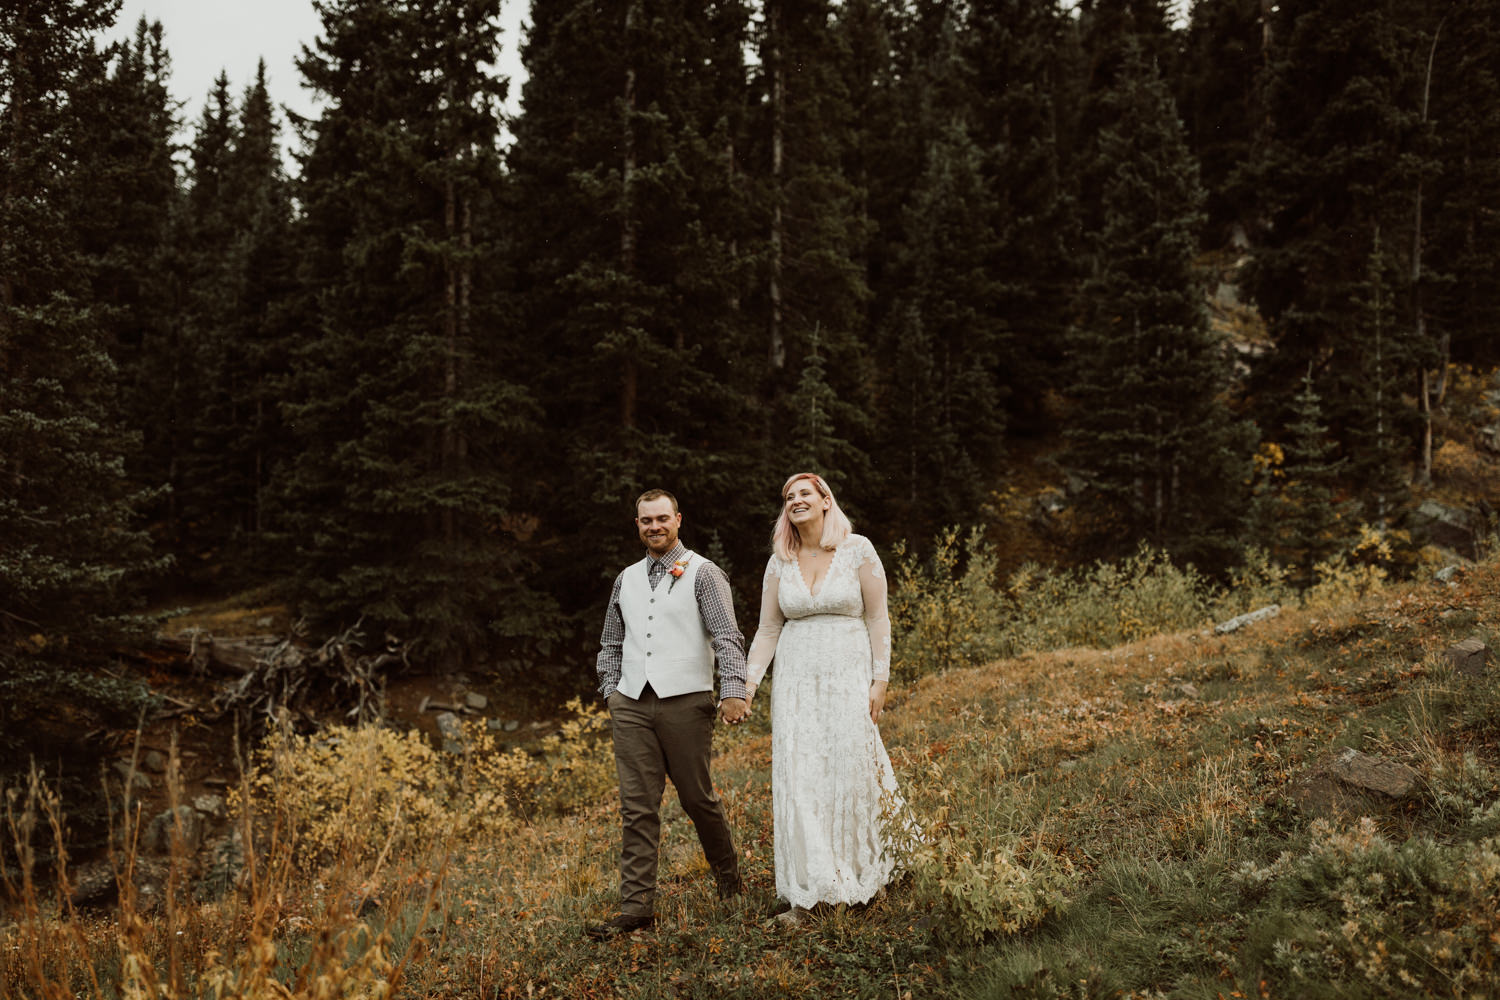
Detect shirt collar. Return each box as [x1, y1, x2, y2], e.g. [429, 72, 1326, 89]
[649, 541, 688, 568]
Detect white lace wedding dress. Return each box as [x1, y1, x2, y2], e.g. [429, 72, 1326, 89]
[746, 533, 905, 908]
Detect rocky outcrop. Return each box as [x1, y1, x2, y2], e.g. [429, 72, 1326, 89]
[1445, 638, 1488, 677]
[1283, 747, 1422, 822]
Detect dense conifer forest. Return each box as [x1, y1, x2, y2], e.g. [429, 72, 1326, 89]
[4, 0, 1499, 739]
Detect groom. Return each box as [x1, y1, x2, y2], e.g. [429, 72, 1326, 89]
[586, 488, 750, 941]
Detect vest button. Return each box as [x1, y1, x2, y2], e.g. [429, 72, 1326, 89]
[646, 651, 652, 657]
[646, 633, 652, 638]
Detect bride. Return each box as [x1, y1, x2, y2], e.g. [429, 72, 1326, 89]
[745, 472, 905, 923]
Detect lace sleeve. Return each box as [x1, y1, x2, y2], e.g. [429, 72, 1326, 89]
[855, 537, 891, 682]
[745, 556, 785, 688]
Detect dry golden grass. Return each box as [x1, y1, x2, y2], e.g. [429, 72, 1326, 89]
[8, 560, 1500, 998]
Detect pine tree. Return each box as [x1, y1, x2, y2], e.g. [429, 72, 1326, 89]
[0, 0, 164, 713]
[74, 18, 183, 538]
[1254, 369, 1350, 587]
[277, 0, 550, 665]
[879, 116, 1006, 532]
[755, 0, 876, 510]
[173, 64, 298, 577]
[1243, 0, 1425, 505]
[1176, 0, 1266, 245]
[1067, 39, 1253, 566]
[175, 73, 239, 567]
[1418, 1, 1500, 477]
[507, 0, 778, 612]
[965, 0, 1082, 428]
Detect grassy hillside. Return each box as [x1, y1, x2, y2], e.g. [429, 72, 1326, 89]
[6, 559, 1500, 998]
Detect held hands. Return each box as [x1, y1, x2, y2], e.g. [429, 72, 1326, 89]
[719, 696, 749, 725]
[869, 680, 888, 724]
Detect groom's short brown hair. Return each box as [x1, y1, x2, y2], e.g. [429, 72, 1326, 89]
[635, 488, 679, 514]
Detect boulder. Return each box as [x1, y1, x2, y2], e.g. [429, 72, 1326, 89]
[1445, 638, 1488, 678]
[111, 760, 151, 793]
[68, 857, 168, 913]
[436, 711, 466, 753]
[193, 794, 227, 820]
[1328, 748, 1420, 800]
[1410, 501, 1482, 560]
[1433, 564, 1466, 584]
[142, 805, 202, 855]
[1283, 748, 1421, 822]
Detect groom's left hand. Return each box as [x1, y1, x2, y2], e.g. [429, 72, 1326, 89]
[719, 697, 749, 725]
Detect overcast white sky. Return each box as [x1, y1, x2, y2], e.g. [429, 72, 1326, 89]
[108, 0, 530, 162]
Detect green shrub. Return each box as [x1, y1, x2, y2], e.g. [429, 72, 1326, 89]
[243, 698, 615, 867]
[1006, 544, 1217, 652]
[888, 527, 1007, 681]
[1240, 818, 1500, 997]
[894, 805, 1075, 944]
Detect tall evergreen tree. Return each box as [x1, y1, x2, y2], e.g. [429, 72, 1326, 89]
[1, 0, 164, 718]
[966, 0, 1082, 429]
[1418, 1, 1500, 477]
[1243, 0, 1426, 505]
[754, 0, 876, 510]
[177, 64, 298, 576]
[1253, 369, 1351, 587]
[277, 0, 549, 665]
[879, 115, 1006, 531]
[508, 0, 776, 615]
[1067, 39, 1253, 566]
[76, 18, 182, 528]
[1176, 0, 1266, 245]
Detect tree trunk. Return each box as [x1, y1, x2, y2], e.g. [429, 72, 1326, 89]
[620, 0, 640, 428]
[443, 165, 458, 546]
[768, 0, 786, 369]
[1415, 13, 1446, 486]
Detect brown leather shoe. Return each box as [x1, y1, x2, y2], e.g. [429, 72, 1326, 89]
[585, 912, 655, 940]
[716, 874, 744, 900]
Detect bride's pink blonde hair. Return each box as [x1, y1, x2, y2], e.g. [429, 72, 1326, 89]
[772, 472, 853, 562]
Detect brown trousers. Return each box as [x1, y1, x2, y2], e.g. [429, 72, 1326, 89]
[607, 685, 739, 916]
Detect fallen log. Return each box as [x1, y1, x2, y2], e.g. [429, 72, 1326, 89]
[152, 632, 285, 677]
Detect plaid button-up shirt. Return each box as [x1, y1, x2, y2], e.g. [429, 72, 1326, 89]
[596, 541, 748, 702]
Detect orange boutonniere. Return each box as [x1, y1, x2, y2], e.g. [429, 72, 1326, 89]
[667, 557, 690, 592]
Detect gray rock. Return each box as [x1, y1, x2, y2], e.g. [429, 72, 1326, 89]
[193, 794, 227, 820]
[1329, 748, 1419, 800]
[111, 760, 152, 792]
[69, 857, 168, 912]
[1283, 748, 1422, 822]
[486, 718, 506, 731]
[141, 750, 168, 774]
[1214, 604, 1281, 635]
[503, 719, 521, 733]
[463, 691, 489, 710]
[435, 710, 464, 739]
[198, 830, 245, 899]
[142, 805, 202, 854]
[1445, 638, 1488, 678]
[1410, 501, 1482, 560]
[436, 711, 466, 753]
[1433, 564, 1466, 584]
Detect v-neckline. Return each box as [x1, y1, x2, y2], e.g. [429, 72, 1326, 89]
[797, 545, 837, 598]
